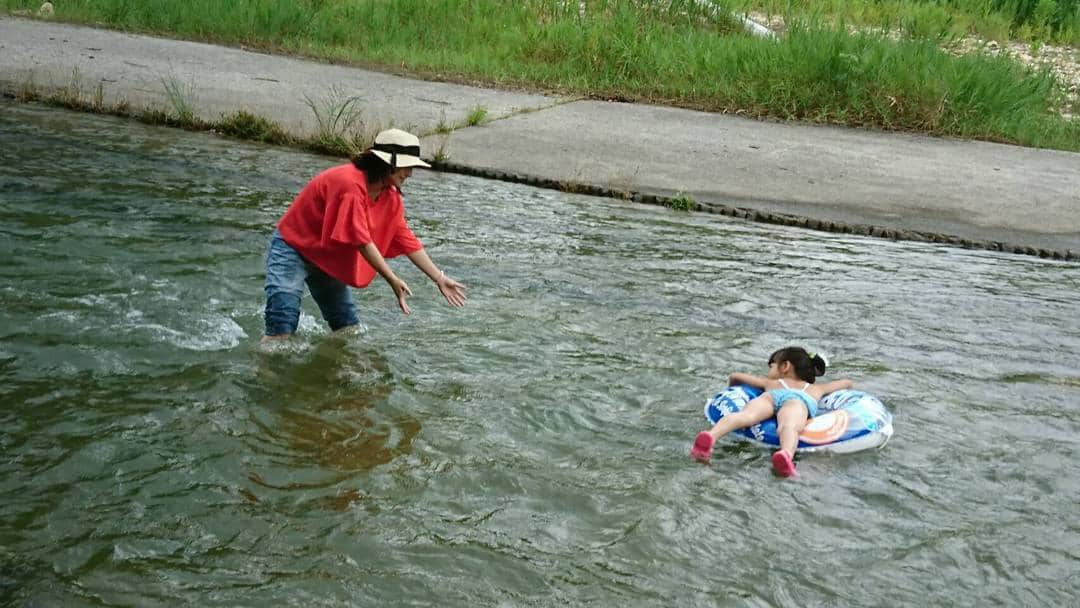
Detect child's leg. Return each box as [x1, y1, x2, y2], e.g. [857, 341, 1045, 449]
[708, 394, 777, 440]
[691, 394, 775, 461]
[775, 401, 809, 457]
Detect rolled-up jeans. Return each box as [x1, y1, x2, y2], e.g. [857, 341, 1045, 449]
[264, 229, 359, 335]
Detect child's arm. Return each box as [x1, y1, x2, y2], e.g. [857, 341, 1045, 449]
[729, 372, 770, 389]
[814, 378, 854, 397]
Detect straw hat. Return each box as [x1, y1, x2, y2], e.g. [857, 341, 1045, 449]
[371, 129, 431, 169]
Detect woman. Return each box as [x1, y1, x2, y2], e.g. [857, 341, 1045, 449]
[263, 128, 466, 339]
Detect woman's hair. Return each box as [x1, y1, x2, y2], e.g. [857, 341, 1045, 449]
[351, 150, 392, 184]
[768, 347, 828, 382]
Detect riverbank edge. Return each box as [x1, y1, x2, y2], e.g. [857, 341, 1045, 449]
[4, 88, 1076, 262]
[431, 159, 1077, 261]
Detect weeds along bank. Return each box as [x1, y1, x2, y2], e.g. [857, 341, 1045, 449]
[752, 0, 1079, 46]
[2, 0, 1077, 151]
[748, 2, 1080, 120]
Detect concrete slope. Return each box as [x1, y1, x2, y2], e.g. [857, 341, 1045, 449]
[438, 100, 1080, 254]
[0, 16, 561, 135]
[2, 16, 1077, 257]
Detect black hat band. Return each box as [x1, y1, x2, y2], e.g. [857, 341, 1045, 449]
[373, 142, 421, 167]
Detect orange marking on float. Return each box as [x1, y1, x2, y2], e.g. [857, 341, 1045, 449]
[799, 410, 850, 445]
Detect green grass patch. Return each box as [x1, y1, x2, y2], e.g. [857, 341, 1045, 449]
[161, 74, 198, 125]
[748, 0, 1080, 45]
[300, 86, 375, 155]
[465, 105, 488, 127]
[668, 193, 697, 211]
[215, 110, 294, 145]
[2, 0, 1077, 150]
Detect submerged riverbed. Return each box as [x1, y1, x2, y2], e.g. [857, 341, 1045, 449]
[2, 101, 1079, 606]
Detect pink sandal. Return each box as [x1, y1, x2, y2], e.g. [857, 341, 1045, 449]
[771, 450, 798, 477]
[690, 432, 715, 462]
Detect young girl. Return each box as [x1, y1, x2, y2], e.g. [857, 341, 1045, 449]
[690, 347, 853, 476]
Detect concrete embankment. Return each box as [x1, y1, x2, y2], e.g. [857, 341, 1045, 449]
[2, 16, 1078, 259]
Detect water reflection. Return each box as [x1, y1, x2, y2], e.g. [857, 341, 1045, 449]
[245, 338, 421, 487]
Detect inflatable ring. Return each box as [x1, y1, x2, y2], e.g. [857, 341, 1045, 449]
[704, 385, 893, 454]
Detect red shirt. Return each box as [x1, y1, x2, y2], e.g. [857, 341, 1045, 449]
[277, 163, 422, 287]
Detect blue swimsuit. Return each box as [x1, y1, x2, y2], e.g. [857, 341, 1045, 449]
[768, 379, 819, 418]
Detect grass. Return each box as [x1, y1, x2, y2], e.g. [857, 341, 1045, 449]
[161, 73, 197, 124]
[465, 105, 488, 127]
[215, 110, 293, 145]
[300, 85, 383, 156]
[750, 0, 1080, 45]
[668, 192, 698, 211]
[1, 0, 1077, 150]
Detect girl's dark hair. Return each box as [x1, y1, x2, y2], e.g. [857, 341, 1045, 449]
[351, 150, 392, 184]
[768, 347, 828, 382]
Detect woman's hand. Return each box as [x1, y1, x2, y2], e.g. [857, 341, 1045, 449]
[437, 273, 467, 307]
[388, 276, 412, 315]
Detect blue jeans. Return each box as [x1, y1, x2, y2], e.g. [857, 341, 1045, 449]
[264, 229, 359, 335]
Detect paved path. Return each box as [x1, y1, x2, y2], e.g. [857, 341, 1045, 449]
[2, 16, 1078, 258]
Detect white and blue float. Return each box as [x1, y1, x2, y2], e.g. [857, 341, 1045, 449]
[704, 385, 893, 454]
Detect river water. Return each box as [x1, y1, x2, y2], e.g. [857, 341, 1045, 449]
[2, 101, 1079, 607]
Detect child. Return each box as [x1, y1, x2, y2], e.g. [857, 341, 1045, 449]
[690, 347, 853, 476]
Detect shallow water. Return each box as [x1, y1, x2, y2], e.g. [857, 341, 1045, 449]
[2, 101, 1079, 607]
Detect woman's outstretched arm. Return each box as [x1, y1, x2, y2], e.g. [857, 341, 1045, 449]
[406, 248, 466, 307]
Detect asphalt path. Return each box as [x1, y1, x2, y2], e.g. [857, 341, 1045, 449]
[2, 16, 1078, 258]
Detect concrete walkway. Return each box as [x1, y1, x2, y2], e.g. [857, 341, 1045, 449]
[2, 16, 1078, 259]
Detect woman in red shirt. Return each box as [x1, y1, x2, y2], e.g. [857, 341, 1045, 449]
[263, 129, 466, 339]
